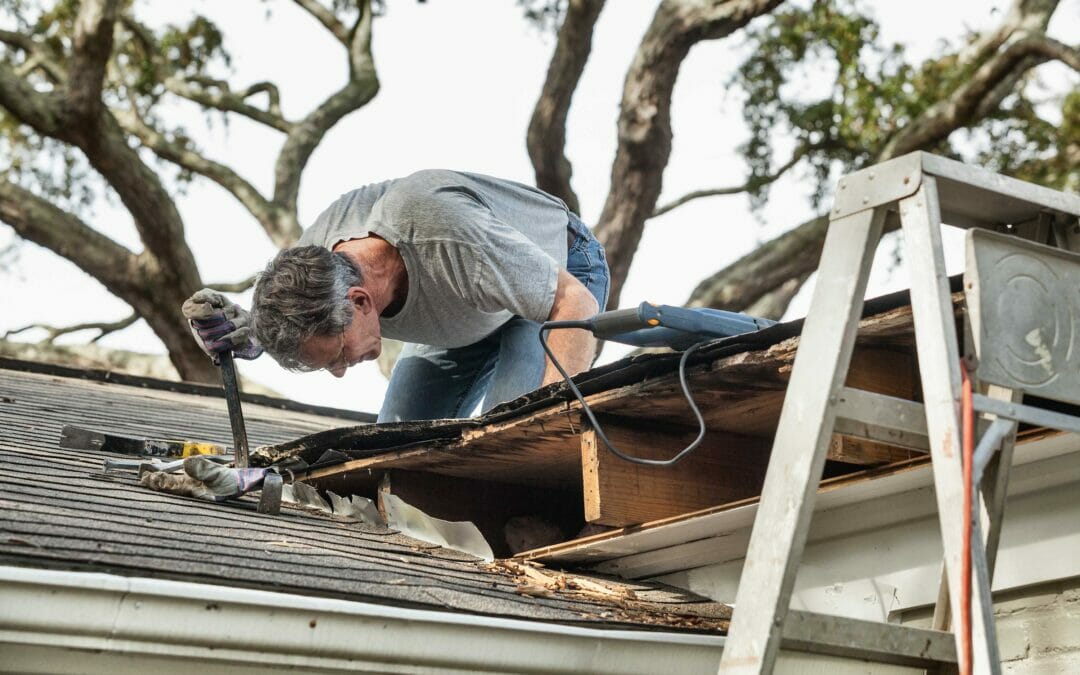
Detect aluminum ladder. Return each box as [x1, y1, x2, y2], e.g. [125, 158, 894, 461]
[718, 152, 1080, 673]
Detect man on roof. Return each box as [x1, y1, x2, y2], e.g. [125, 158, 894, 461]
[182, 169, 609, 422]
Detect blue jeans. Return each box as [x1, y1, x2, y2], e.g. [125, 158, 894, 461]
[379, 214, 609, 422]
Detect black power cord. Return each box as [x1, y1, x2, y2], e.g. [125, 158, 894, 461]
[539, 320, 709, 467]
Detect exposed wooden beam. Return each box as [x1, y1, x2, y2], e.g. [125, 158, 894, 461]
[845, 346, 919, 399]
[581, 423, 771, 526]
[827, 434, 924, 464]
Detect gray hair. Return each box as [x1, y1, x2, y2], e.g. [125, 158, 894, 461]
[250, 246, 363, 371]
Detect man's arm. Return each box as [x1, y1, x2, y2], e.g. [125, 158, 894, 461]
[542, 269, 599, 387]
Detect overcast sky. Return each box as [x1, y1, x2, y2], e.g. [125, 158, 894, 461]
[1, 0, 1077, 414]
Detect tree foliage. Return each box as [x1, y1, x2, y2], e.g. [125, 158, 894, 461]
[677, 0, 1077, 315]
[733, 0, 1076, 212]
[0, 0, 377, 382]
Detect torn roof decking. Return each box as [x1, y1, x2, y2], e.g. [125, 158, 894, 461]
[0, 363, 730, 632]
[268, 286, 936, 503]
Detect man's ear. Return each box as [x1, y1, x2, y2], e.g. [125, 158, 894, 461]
[346, 286, 373, 314]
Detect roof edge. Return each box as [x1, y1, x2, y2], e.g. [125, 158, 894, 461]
[0, 566, 724, 674]
[0, 356, 375, 423]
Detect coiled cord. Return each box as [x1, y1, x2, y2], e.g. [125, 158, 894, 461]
[539, 320, 708, 466]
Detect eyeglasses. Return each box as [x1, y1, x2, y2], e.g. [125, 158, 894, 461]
[296, 332, 346, 373]
[323, 332, 348, 373]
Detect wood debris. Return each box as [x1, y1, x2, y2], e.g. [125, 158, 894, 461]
[489, 559, 638, 601]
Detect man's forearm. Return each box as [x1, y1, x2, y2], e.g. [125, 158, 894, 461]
[542, 326, 597, 387]
[541, 269, 600, 387]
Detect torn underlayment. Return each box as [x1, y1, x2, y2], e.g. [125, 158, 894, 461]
[380, 492, 494, 562]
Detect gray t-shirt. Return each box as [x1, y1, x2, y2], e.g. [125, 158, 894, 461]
[299, 169, 570, 348]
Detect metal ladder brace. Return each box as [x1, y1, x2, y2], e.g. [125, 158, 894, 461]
[718, 152, 1080, 673]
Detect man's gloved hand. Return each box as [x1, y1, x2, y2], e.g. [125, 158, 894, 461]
[181, 289, 264, 362]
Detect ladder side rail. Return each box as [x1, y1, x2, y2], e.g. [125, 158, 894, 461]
[978, 386, 1022, 580]
[719, 206, 886, 674]
[899, 176, 1001, 673]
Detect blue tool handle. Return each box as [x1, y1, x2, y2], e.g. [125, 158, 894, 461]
[605, 326, 702, 349]
[588, 304, 653, 339]
[649, 305, 771, 337]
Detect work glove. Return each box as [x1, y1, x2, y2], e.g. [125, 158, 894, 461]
[181, 288, 264, 362]
[140, 456, 269, 502]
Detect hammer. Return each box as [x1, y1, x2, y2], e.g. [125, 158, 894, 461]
[217, 351, 250, 468]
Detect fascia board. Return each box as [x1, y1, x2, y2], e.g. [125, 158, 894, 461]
[0, 566, 723, 675]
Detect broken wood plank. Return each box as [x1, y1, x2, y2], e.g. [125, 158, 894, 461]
[304, 405, 584, 489]
[827, 435, 923, 465]
[302, 304, 929, 490]
[581, 422, 771, 527]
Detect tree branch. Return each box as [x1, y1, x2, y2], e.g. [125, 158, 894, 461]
[241, 81, 284, 117]
[43, 107, 213, 381]
[0, 29, 66, 84]
[687, 4, 1075, 316]
[119, 16, 293, 133]
[0, 179, 204, 374]
[0, 57, 63, 136]
[39, 9, 201, 295]
[686, 214, 829, 310]
[293, 0, 351, 43]
[593, 0, 785, 310]
[527, 0, 606, 214]
[881, 35, 1077, 159]
[114, 106, 296, 247]
[651, 144, 809, 218]
[0, 179, 143, 294]
[1035, 35, 1080, 70]
[273, 0, 378, 223]
[164, 76, 293, 133]
[207, 274, 258, 293]
[0, 338, 182, 381]
[2, 15, 222, 384]
[2, 154, 212, 380]
[4, 313, 139, 344]
[66, 0, 119, 119]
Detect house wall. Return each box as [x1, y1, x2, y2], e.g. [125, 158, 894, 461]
[653, 442, 1080, 669]
[658, 449, 1080, 620]
[895, 577, 1080, 674]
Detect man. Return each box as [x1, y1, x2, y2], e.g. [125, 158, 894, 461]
[183, 169, 609, 422]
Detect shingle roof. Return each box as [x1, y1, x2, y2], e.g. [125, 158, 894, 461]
[0, 360, 729, 632]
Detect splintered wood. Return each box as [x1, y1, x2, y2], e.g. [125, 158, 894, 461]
[487, 559, 732, 631]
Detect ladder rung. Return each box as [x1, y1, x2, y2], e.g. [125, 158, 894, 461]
[833, 387, 930, 451]
[781, 609, 957, 667]
[973, 394, 1080, 434]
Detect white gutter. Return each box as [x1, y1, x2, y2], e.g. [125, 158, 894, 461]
[0, 566, 724, 674]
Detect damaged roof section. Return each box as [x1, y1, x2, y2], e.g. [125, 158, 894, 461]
[251, 285, 944, 554]
[0, 362, 730, 633]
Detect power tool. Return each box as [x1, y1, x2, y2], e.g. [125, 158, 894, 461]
[540, 302, 777, 467]
[585, 302, 777, 349]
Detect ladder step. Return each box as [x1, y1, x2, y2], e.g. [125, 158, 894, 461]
[781, 610, 957, 667]
[973, 394, 1080, 435]
[833, 387, 930, 451]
